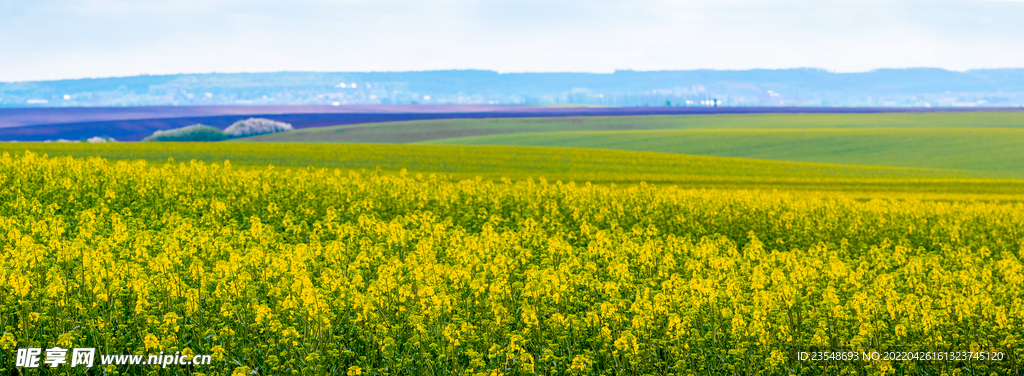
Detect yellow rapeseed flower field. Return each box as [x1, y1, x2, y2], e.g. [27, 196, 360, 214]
[1, 151, 1022, 375]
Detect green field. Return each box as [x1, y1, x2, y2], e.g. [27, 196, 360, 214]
[3, 142, 1024, 199]
[0, 142, 965, 179]
[6, 111, 1024, 198]
[240, 112, 1024, 145]
[237, 112, 1024, 177]
[422, 128, 1024, 177]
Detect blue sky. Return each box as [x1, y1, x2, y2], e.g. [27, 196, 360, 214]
[2, 0, 1024, 81]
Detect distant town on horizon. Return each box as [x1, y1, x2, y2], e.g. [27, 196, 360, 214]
[3, 68, 1024, 108]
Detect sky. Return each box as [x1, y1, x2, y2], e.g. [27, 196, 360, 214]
[2, 0, 1024, 82]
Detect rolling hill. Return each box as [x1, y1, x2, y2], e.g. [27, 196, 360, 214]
[421, 128, 1024, 177]
[236, 112, 1024, 177]
[237, 112, 1024, 144]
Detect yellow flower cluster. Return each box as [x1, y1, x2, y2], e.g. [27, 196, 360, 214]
[0, 151, 1022, 375]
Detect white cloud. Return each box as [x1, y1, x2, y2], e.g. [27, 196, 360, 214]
[1, 0, 1023, 81]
